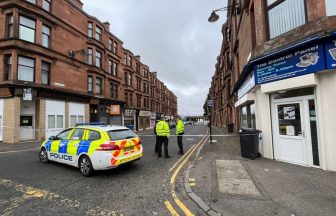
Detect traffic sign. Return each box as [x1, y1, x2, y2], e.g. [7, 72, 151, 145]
[207, 100, 213, 107]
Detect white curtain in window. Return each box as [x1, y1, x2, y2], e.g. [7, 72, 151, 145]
[18, 57, 34, 82]
[48, 115, 55, 129]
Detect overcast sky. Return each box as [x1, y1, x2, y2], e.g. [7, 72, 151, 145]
[81, 0, 227, 116]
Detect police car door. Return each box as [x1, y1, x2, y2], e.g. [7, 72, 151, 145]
[66, 128, 85, 166]
[49, 128, 73, 163]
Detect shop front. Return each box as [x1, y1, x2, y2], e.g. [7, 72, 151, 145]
[124, 109, 136, 130]
[138, 110, 151, 131]
[250, 33, 336, 171]
[150, 112, 156, 128]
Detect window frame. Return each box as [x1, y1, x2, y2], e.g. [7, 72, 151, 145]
[4, 55, 12, 81]
[265, 0, 308, 39]
[95, 26, 102, 41]
[42, 24, 51, 48]
[42, 0, 51, 12]
[88, 75, 93, 93]
[17, 56, 35, 82]
[87, 48, 93, 65]
[88, 22, 93, 37]
[19, 16, 36, 43]
[95, 77, 103, 95]
[41, 61, 51, 85]
[7, 14, 14, 38]
[95, 50, 102, 68]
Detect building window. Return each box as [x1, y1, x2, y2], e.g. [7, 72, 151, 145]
[19, 16, 36, 43]
[109, 39, 112, 51]
[88, 48, 93, 65]
[42, 25, 51, 48]
[128, 74, 132, 87]
[41, 61, 50, 85]
[70, 115, 84, 127]
[47, 115, 63, 129]
[128, 55, 132, 67]
[88, 22, 93, 37]
[95, 51, 102, 68]
[43, 0, 51, 12]
[124, 92, 128, 104]
[326, 0, 336, 16]
[95, 26, 102, 41]
[124, 53, 127, 65]
[129, 93, 133, 106]
[7, 14, 14, 38]
[113, 62, 118, 76]
[108, 60, 112, 74]
[18, 56, 35, 82]
[136, 63, 140, 74]
[267, 0, 306, 39]
[88, 75, 93, 92]
[113, 41, 117, 54]
[96, 77, 102, 94]
[26, 0, 36, 4]
[4, 55, 12, 80]
[110, 83, 118, 99]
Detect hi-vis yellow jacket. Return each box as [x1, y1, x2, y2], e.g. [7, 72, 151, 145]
[156, 120, 170, 137]
[176, 119, 185, 135]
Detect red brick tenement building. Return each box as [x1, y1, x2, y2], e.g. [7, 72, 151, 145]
[0, 0, 177, 143]
[207, 0, 336, 171]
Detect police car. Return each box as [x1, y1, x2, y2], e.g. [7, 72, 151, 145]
[39, 123, 143, 177]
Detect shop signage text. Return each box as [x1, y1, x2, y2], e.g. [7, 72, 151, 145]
[325, 39, 336, 69]
[139, 110, 151, 117]
[255, 44, 325, 85]
[124, 109, 136, 116]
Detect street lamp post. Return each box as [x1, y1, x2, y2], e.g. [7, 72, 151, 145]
[207, 99, 214, 144]
[208, 3, 241, 22]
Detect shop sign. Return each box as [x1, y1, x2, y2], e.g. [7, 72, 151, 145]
[139, 110, 151, 117]
[124, 109, 136, 116]
[237, 72, 255, 99]
[325, 39, 336, 69]
[254, 43, 325, 85]
[109, 105, 120, 115]
[23, 88, 32, 101]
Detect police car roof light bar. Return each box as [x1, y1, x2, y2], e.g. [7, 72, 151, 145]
[76, 122, 106, 126]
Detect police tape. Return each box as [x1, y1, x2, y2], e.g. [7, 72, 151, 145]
[1, 126, 58, 132]
[136, 134, 237, 137]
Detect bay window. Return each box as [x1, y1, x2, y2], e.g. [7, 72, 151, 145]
[95, 51, 102, 68]
[88, 75, 93, 92]
[41, 61, 50, 85]
[88, 48, 93, 65]
[42, 25, 51, 48]
[4, 55, 12, 80]
[96, 77, 102, 94]
[7, 14, 14, 38]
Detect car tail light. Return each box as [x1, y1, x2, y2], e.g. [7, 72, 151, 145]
[97, 143, 120, 151]
[137, 138, 142, 145]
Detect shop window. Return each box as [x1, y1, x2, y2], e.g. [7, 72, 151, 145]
[42, 25, 51, 48]
[41, 61, 50, 85]
[326, 0, 336, 16]
[95, 26, 102, 41]
[18, 56, 35, 82]
[43, 0, 51, 11]
[267, 0, 306, 39]
[7, 14, 14, 38]
[274, 87, 314, 99]
[277, 103, 302, 136]
[88, 22, 93, 37]
[88, 75, 93, 92]
[240, 103, 256, 129]
[19, 16, 36, 43]
[4, 55, 12, 80]
[87, 48, 93, 65]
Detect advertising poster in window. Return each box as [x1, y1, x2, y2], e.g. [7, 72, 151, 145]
[284, 106, 296, 120]
[325, 39, 336, 70]
[254, 43, 325, 85]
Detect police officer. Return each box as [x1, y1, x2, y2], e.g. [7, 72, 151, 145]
[176, 116, 185, 155]
[156, 116, 171, 158]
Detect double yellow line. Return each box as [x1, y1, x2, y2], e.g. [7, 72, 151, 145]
[165, 127, 209, 216]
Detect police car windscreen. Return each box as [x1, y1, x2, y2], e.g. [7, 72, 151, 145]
[107, 129, 137, 141]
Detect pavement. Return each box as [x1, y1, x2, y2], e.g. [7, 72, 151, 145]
[186, 126, 336, 216]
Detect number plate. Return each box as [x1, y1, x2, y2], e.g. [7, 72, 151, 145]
[123, 146, 133, 152]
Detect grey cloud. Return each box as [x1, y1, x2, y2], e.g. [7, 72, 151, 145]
[82, 0, 227, 115]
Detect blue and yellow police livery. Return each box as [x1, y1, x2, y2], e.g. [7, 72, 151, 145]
[39, 124, 143, 176]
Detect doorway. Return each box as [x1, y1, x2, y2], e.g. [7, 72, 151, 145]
[271, 88, 320, 167]
[20, 115, 35, 141]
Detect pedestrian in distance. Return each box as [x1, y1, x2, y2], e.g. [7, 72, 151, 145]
[176, 116, 185, 155]
[154, 120, 159, 154]
[156, 117, 171, 158]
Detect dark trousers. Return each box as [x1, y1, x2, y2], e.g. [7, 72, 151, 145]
[158, 136, 169, 157]
[177, 135, 184, 153]
[155, 136, 159, 153]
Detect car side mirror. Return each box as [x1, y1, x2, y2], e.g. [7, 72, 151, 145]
[49, 136, 56, 140]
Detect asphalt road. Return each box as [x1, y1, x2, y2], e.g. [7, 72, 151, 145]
[0, 125, 207, 216]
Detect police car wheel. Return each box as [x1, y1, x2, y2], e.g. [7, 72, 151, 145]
[79, 155, 93, 177]
[39, 148, 49, 163]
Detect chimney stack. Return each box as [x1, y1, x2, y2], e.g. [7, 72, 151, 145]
[135, 55, 141, 61]
[103, 22, 110, 32]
